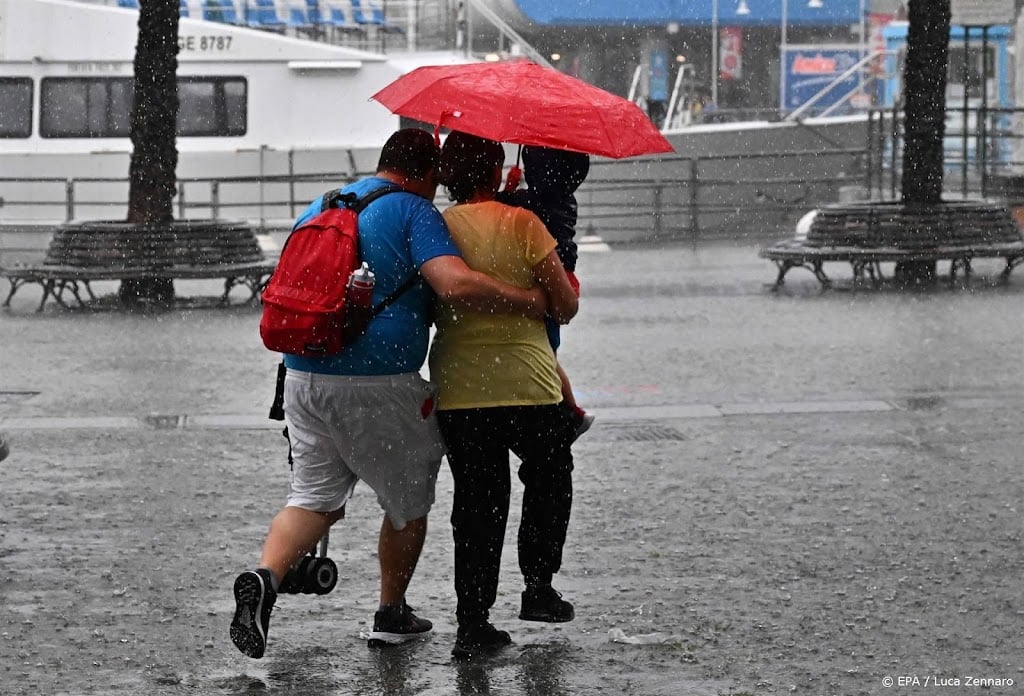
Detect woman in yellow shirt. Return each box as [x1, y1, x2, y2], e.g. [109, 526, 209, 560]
[429, 131, 579, 659]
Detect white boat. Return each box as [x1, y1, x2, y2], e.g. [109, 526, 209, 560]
[0, 0, 473, 225]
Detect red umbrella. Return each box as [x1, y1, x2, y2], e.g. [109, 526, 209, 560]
[370, 60, 675, 160]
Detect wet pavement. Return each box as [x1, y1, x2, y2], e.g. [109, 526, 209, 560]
[1, 241, 1023, 695]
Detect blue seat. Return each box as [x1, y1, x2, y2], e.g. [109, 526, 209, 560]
[348, 0, 402, 33]
[287, 6, 311, 31]
[286, 0, 324, 38]
[202, 0, 241, 24]
[244, 0, 287, 32]
[117, 0, 140, 8]
[323, 2, 365, 39]
[180, 0, 190, 17]
[305, 0, 324, 26]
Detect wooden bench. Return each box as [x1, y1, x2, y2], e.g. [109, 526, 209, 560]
[0, 219, 276, 311]
[759, 237, 1024, 288]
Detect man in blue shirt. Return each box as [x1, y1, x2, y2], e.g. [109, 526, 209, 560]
[230, 129, 547, 659]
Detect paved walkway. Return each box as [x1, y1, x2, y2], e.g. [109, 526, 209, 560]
[2, 241, 1022, 695]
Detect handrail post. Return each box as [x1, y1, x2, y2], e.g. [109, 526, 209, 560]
[688, 157, 700, 248]
[652, 184, 663, 241]
[65, 179, 74, 222]
[288, 149, 296, 218]
[889, 104, 899, 200]
[211, 181, 220, 220]
[865, 110, 875, 197]
[979, 106, 988, 198]
[177, 181, 186, 219]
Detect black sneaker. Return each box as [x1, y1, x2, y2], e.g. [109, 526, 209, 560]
[230, 569, 277, 659]
[519, 585, 574, 623]
[0, 434, 9, 463]
[367, 602, 433, 647]
[452, 621, 512, 659]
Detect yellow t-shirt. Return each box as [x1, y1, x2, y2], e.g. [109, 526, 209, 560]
[429, 201, 562, 410]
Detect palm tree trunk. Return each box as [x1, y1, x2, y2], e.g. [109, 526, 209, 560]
[901, 0, 950, 204]
[123, 0, 180, 304]
[897, 0, 951, 282]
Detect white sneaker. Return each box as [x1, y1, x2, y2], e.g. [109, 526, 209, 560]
[574, 413, 595, 441]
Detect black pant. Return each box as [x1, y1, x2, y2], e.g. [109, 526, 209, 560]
[439, 404, 575, 626]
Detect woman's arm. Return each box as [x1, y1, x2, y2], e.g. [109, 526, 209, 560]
[533, 250, 578, 324]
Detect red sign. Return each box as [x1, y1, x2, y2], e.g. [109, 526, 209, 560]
[719, 27, 743, 81]
[792, 55, 839, 75]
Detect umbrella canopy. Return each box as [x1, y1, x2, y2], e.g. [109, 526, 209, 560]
[370, 60, 675, 160]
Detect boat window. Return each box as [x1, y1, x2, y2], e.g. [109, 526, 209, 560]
[0, 78, 33, 138]
[40, 76, 247, 138]
[178, 77, 247, 137]
[40, 78, 134, 138]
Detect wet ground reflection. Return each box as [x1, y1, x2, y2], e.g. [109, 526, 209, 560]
[204, 641, 579, 695]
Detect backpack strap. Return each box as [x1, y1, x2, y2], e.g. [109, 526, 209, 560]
[329, 182, 413, 316]
[353, 183, 404, 212]
[370, 270, 419, 317]
[321, 183, 403, 213]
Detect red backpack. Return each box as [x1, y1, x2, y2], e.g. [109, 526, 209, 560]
[260, 185, 401, 357]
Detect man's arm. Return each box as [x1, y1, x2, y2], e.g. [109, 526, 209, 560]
[419, 255, 548, 320]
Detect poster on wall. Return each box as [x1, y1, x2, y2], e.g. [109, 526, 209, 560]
[649, 49, 669, 102]
[719, 27, 743, 81]
[781, 45, 861, 114]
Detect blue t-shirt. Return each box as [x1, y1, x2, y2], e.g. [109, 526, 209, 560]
[283, 177, 460, 375]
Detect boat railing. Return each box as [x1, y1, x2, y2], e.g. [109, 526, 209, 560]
[461, 0, 551, 67]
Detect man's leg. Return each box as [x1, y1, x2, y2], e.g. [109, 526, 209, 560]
[367, 514, 435, 646]
[259, 505, 345, 583]
[378, 514, 427, 606]
[231, 504, 345, 659]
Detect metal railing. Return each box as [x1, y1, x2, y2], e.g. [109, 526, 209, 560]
[0, 144, 867, 248]
[866, 105, 1024, 203]
[578, 147, 867, 245]
[29, 109, 1023, 246]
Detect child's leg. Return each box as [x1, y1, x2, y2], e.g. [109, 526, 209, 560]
[547, 319, 578, 409]
[556, 362, 577, 410]
[546, 286, 592, 437]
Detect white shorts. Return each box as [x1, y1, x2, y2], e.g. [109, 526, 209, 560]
[283, 370, 446, 530]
